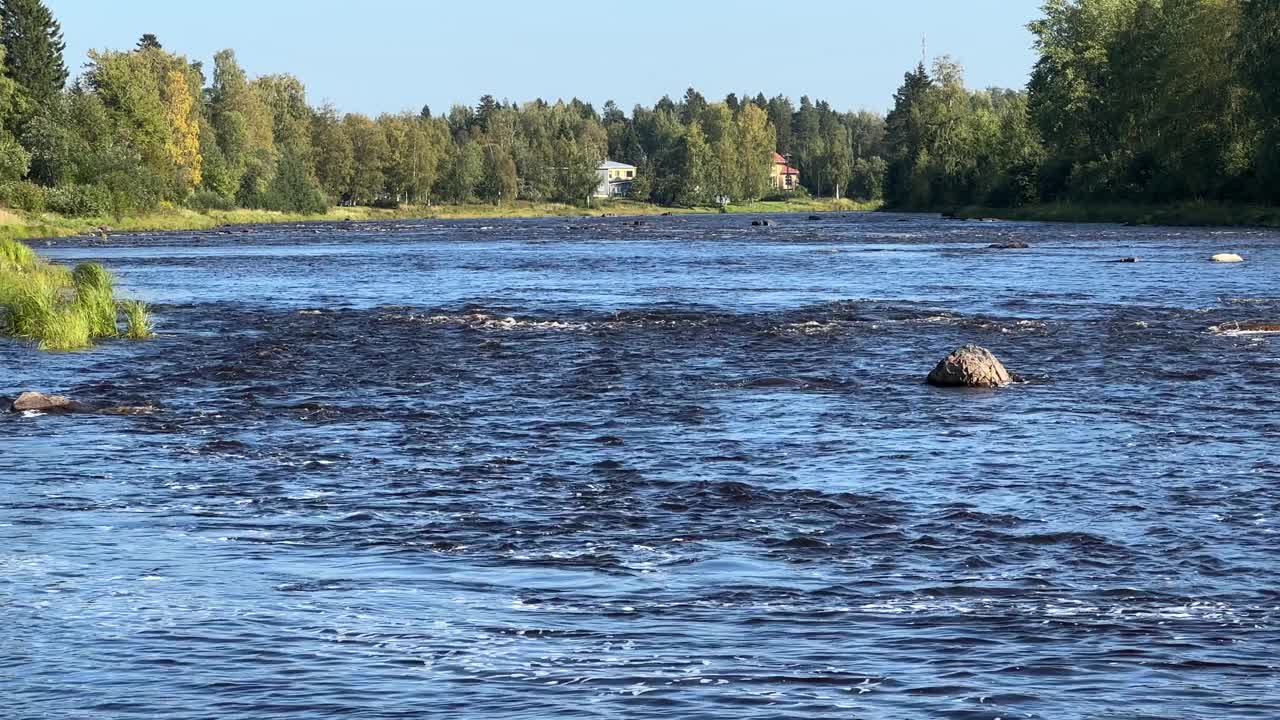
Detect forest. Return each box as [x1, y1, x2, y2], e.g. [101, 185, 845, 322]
[0, 0, 1274, 219]
[885, 0, 1280, 210]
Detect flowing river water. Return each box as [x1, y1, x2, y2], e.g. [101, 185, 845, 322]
[3, 212, 1279, 718]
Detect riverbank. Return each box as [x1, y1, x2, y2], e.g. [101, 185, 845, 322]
[950, 202, 1280, 228]
[0, 198, 881, 242]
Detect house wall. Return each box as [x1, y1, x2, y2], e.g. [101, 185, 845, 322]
[770, 165, 799, 190]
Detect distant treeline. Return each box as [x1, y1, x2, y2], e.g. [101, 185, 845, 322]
[887, 0, 1280, 209]
[0, 0, 1274, 217]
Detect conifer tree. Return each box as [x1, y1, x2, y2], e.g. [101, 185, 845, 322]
[0, 0, 67, 104]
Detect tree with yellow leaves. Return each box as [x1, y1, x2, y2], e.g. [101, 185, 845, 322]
[162, 68, 201, 192]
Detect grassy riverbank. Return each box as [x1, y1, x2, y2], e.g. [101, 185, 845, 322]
[0, 197, 879, 243]
[950, 202, 1280, 228]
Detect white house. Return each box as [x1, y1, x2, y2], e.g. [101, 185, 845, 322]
[595, 160, 637, 198]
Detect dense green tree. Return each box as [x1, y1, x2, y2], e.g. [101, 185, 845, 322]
[478, 144, 518, 204]
[83, 45, 203, 200]
[883, 63, 932, 206]
[342, 113, 387, 204]
[475, 94, 499, 132]
[265, 146, 326, 212]
[310, 105, 353, 202]
[766, 95, 794, 156]
[437, 139, 482, 202]
[1239, 0, 1280, 201]
[850, 156, 887, 200]
[0, 0, 66, 107]
[822, 123, 852, 199]
[680, 87, 706, 126]
[207, 49, 276, 202]
[734, 103, 775, 201]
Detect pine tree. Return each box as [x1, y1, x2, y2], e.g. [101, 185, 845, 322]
[0, 0, 67, 104]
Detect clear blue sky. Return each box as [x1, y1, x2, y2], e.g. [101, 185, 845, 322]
[48, 0, 1043, 116]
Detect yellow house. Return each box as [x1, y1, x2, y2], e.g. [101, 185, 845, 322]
[770, 152, 800, 191]
[595, 160, 637, 197]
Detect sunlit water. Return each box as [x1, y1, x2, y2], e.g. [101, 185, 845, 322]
[3, 213, 1279, 718]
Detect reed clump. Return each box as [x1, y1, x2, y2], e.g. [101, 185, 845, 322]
[121, 299, 153, 339]
[0, 238, 153, 351]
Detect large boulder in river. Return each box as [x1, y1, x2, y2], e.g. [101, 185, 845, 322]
[1211, 253, 1244, 263]
[927, 346, 1014, 388]
[10, 391, 87, 413]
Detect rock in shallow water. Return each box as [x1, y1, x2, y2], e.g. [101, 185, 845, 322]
[927, 345, 1015, 388]
[10, 391, 87, 413]
[1211, 253, 1244, 263]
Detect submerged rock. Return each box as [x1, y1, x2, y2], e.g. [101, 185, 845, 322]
[1210, 321, 1280, 335]
[752, 219, 773, 227]
[10, 391, 87, 413]
[989, 241, 1030, 249]
[1112, 257, 1139, 263]
[101, 405, 160, 416]
[807, 215, 821, 221]
[1211, 253, 1244, 263]
[926, 346, 1015, 388]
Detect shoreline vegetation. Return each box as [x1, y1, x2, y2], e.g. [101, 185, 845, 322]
[0, 197, 882, 243]
[4, 194, 1280, 253]
[5, 195, 1280, 248]
[947, 202, 1280, 229]
[0, 236, 152, 350]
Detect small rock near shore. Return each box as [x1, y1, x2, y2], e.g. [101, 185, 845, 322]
[1211, 253, 1244, 263]
[926, 345, 1015, 388]
[989, 241, 1030, 249]
[100, 403, 162, 415]
[10, 391, 88, 413]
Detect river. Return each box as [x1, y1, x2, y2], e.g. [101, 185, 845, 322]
[3, 212, 1278, 718]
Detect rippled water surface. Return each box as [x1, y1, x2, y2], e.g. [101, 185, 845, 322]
[4, 213, 1280, 718]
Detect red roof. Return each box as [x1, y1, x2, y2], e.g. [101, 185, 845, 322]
[772, 152, 799, 175]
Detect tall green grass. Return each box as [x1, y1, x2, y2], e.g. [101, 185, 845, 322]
[0, 238, 152, 351]
[73, 262, 118, 338]
[121, 300, 153, 339]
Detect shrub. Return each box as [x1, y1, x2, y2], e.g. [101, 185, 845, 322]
[0, 181, 49, 213]
[188, 189, 236, 211]
[46, 184, 113, 217]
